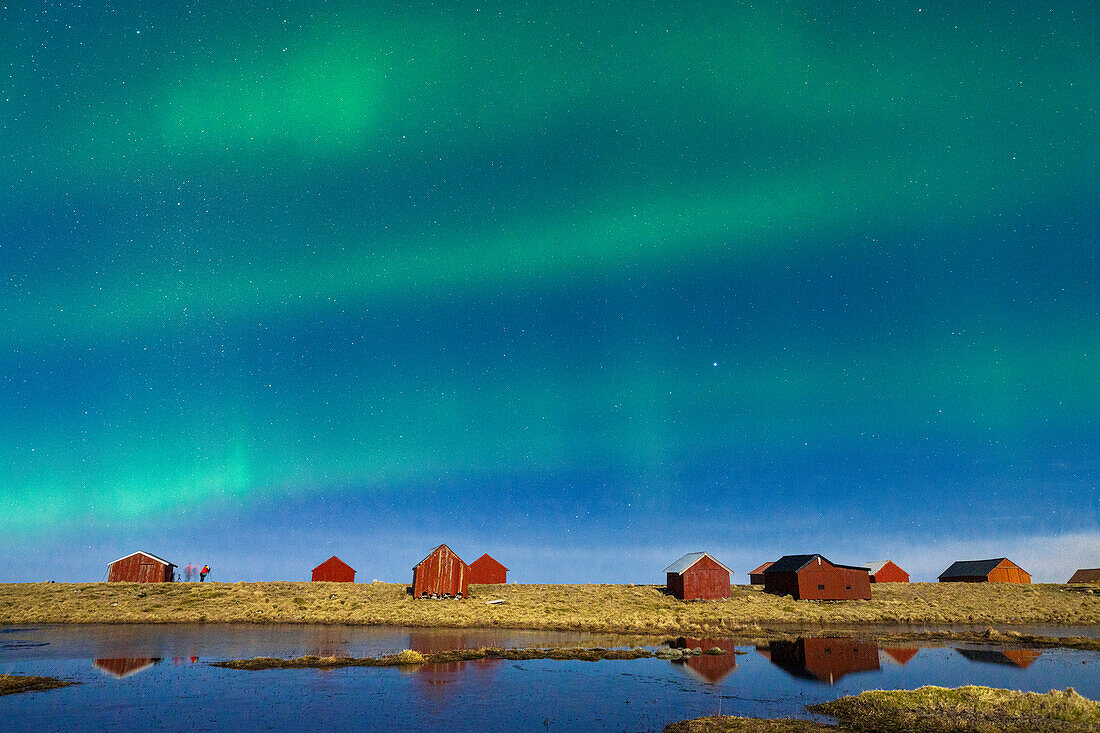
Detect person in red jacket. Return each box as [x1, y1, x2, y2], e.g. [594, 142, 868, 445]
[200, 565, 210, 582]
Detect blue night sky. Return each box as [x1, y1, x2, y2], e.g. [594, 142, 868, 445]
[1, 2, 1096, 583]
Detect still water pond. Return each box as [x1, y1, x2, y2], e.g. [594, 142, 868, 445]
[1, 624, 1096, 732]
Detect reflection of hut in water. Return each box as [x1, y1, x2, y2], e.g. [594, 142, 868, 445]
[761, 638, 880, 684]
[955, 648, 1042, 668]
[1068, 568, 1100, 584]
[106, 551, 176, 583]
[407, 631, 501, 698]
[412, 545, 469, 599]
[664, 552, 732, 600]
[469, 554, 508, 585]
[748, 562, 774, 585]
[864, 560, 910, 583]
[94, 657, 163, 678]
[669, 637, 738, 683]
[882, 647, 919, 665]
[311, 555, 356, 583]
[937, 558, 1030, 584]
[301, 626, 351, 658]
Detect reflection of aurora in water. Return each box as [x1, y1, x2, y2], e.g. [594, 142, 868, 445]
[2, 2, 1096, 584]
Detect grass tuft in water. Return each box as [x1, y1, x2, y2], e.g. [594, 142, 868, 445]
[0, 674, 74, 696]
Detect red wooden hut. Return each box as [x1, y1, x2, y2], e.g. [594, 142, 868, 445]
[1067, 568, 1100, 584]
[412, 544, 469, 598]
[763, 638, 880, 683]
[106, 551, 176, 583]
[762, 554, 871, 600]
[664, 552, 731, 600]
[748, 561, 774, 585]
[311, 555, 356, 583]
[937, 558, 1030, 584]
[865, 560, 910, 583]
[468, 553, 508, 585]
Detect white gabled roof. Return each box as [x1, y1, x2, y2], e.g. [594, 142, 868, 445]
[107, 550, 174, 568]
[865, 561, 890, 575]
[663, 552, 732, 575]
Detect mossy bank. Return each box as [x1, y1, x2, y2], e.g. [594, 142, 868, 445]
[665, 686, 1100, 733]
[0, 582, 1096, 636]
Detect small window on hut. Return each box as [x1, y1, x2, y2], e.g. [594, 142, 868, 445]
[846, 585, 852, 590]
[818, 584, 825, 590]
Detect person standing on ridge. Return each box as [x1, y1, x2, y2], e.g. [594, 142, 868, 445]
[200, 565, 210, 582]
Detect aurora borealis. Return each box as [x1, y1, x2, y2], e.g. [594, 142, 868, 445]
[2, 2, 1096, 583]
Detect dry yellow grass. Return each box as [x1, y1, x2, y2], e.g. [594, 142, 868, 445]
[810, 686, 1100, 732]
[665, 687, 1100, 733]
[0, 582, 1096, 634]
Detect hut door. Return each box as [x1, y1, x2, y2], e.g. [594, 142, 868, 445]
[138, 562, 159, 583]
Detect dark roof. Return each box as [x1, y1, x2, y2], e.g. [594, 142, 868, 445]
[938, 558, 1008, 579]
[1068, 568, 1100, 583]
[764, 554, 870, 574]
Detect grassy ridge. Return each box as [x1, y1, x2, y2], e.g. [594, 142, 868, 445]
[665, 687, 1100, 732]
[0, 582, 1096, 633]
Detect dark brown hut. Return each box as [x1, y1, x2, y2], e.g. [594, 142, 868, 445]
[664, 552, 732, 600]
[865, 560, 910, 583]
[748, 561, 774, 585]
[1067, 568, 1100, 584]
[311, 555, 356, 583]
[762, 554, 871, 600]
[468, 553, 508, 585]
[937, 558, 1030, 584]
[412, 544, 469, 598]
[106, 551, 176, 583]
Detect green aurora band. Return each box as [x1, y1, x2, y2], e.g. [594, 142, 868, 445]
[1, 2, 1095, 563]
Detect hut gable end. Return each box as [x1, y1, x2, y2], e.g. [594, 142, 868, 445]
[664, 552, 731, 601]
[864, 560, 910, 583]
[311, 555, 356, 583]
[412, 544, 470, 598]
[469, 553, 508, 585]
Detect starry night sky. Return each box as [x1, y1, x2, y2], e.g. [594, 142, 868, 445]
[2, 2, 1096, 583]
